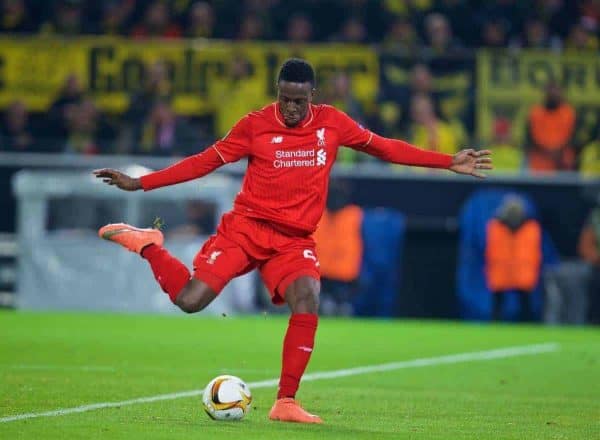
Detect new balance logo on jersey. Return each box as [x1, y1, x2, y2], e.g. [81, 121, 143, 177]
[271, 136, 283, 144]
[316, 128, 326, 146]
[317, 148, 327, 166]
[207, 250, 222, 265]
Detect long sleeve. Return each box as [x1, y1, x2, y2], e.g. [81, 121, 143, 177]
[140, 147, 224, 191]
[334, 107, 453, 169]
[364, 133, 453, 169]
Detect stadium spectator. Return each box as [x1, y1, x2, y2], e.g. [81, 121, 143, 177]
[126, 61, 172, 132]
[131, 0, 182, 39]
[382, 18, 421, 54]
[485, 195, 542, 322]
[0, 0, 35, 33]
[409, 94, 459, 156]
[39, 0, 85, 36]
[215, 56, 265, 138]
[578, 205, 600, 324]
[313, 179, 363, 316]
[134, 100, 197, 156]
[92, 0, 135, 36]
[488, 117, 523, 173]
[331, 17, 367, 44]
[236, 13, 267, 40]
[63, 98, 114, 155]
[433, 0, 473, 46]
[322, 72, 367, 164]
[565, 21, 599, 51]
[480, 19, 509, 48]
[526, 81, 576, 172]
[0, 100, 36, 152]
[286, 13, 312, 43]
[579, 134, 600, 176]
[424, 13, 462, 55]
[47, 74, 84, 149]
[513, 18, 561, 50]
[185, 1, 215, 38]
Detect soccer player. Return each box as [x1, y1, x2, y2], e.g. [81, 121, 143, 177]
[94, 58, 492, 424]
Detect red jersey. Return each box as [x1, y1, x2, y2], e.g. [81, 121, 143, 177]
[141, 103, 453, 235]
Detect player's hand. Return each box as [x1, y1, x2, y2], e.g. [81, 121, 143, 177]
[93, 168, 142, 191]
[449, 149, 493, 178]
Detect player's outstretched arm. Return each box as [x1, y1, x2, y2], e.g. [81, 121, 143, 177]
[93, 169, 141, 191]
[449, 148, 493, 179]
[93, 147, 225, 192]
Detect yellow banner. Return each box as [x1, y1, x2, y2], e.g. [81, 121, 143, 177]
[477, 50, 600, 146]
[0, 38, 378, 123]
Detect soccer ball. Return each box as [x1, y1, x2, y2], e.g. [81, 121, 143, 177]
[202, 375, 252, 420]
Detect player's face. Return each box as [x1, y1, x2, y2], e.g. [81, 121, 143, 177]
[277, 81, 314, 127]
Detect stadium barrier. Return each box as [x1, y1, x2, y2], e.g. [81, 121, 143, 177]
[12, 167, 256, 314]
[3, 152, 599, 317]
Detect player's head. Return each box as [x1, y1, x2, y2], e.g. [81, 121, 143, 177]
[277, 58, 315, 127]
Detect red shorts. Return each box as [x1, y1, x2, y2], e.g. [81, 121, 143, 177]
[193, 212, 320, 305]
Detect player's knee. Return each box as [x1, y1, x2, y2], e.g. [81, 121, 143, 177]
[176, 282, 217, 314]
[288, 278, 320, 313]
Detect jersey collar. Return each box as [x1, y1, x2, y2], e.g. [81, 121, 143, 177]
[274, 103, 314, 128]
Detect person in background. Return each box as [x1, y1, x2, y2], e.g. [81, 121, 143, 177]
[480, 19, 509, 48]
[236, 12, 267, 40]
[322, 72, 367, 165]
[0, 0, 35, 33]
[0, 100, 37, 152]
[286, 13, 312, 43]
[330, 17, 367, 44]
[135, 100, 198, 156]
[485, 195, 542, 322]
[579, 130, 600, 177]
[487, 117, 523, 173]
[578, 205, 600, 324]
[39, 0, 85, 36]
[512, 18, 561, 50]
[124, 60, 172, 149]
[423, 13, 463, 55]
[382, 18, 421, 54]
[185, 1, 215, 38]
[409, 93, 459, 156]
[92, 0, 135, 36]
[131, 0, 182, 39]
[63, 98, 115, 155]
[313, 180, 363, 316]
[564, 20, 599, 51]
[215, 56, 265, 138]
[526, 81, 576, 173]
[47, 74, 84, 150]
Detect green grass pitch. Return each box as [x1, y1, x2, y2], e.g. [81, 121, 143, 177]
[1, 311, 598, 439]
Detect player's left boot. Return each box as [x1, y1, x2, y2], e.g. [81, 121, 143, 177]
[268, 398, 323, 424]
[98, 223, 164, 254]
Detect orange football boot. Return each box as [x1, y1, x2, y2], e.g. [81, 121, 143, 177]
[98, 223, 164, 254]
[268, 398, 323, 424]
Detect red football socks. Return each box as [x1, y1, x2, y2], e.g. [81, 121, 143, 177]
[141, 244, 190, 302]
[277, 313, 319, 399]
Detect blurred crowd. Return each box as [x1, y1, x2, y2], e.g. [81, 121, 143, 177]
[1, 0, 598, 48]
[1, 0, 600, 176]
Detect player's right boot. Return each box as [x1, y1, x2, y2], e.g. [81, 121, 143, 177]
[98, 223, 164, 254]
[268, 398, 323, 424]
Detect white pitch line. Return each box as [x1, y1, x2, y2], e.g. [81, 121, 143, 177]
[0, 342, 559, 424]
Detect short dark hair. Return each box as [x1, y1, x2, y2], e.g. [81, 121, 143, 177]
[277, 58, 315, 87]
